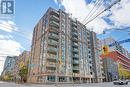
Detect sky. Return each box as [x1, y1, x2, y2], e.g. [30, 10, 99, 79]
[0, 0, 130, 74]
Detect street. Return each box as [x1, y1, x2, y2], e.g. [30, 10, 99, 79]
[0, 81, 130, 87]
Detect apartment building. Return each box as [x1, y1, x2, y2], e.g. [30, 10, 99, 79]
[100, 37, 130, 81]
[1, 56, 18, 79]
[28, 7, 102, 83]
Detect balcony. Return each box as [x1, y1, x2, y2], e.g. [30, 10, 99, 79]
[72, 32, 78, 37]
[50, 27, 59, 34]
[73, 70, 79, 73]
[47, 55, 56, 61]
[49, 33, 59, 41]
[72, 22, 77, 27]
[46, 70, 55, 73]
[73, 60, 79, 64]
[72, 37, 78, 42]
[72, 48, 78, 53]
[72, 27, 77, 31]
[46, 67, 56, 71]
[50, 21, 59, 28]
[73, 66, 79, 70]
[50, 15, 59, 22]
[46, 62, 56, 67]
[72, 42, 78, 47]
[48, 39, 58, 47]
[73, 54, 78, 58]
[47, 47, 57, 54]
[50, 10, 59, 17]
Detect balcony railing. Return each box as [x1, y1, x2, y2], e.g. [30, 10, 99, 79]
[47, 47, 57, 54]
[50, 27, 59, 34]
[72, 32, 78, 37]
[73, 54, 79, 58]
[73, 48, 78, 52]
[46, 62, 56, 67]
[46, 67, 56, 71]
[47, 55, 56, 60]
[50, 10, 59, 17]
[50, 21, 59, 27]
[72, 42, 78, 47]
[50, 15, 59, 22]
[72, 37, 78, 41]
[73, 66, 79, 70]
[48, 39, 58, 47]
[49, 33, 59, 40]
[72, 22, 77, 26]
[46, 70, 56, 73]
[73, 60, 79, 64]
[72, 27, 77, 31]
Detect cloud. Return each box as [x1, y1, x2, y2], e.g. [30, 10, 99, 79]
[54, 0, 110, 34]
[54, 0, 130, 34]
[0, 34, 25, 74]
[0, 35, 25, 56]
[0, 20, 18, 32]
[110, 0, 130, 27]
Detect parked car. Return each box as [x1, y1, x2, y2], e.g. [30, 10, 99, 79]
[113, 80, 128, 85]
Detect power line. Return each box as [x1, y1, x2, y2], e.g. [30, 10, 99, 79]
[84, 0, 121, 26]
[82, 0, 104, 24]
[82, 0, 102, 23]
[0, 23, 32, 41]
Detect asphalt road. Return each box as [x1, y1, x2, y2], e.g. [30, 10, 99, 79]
[0, 81, 130, 87]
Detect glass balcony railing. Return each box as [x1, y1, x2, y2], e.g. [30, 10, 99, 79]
[46, 62, 56, 67]
[72, 27, 77, 31]
[73, 42, 78, 46]
[46, 70, 56, 73]
[50, 27, 59, 34]
[73, 70, 79, 73]
[73, 60, 79, 64]
[73, 48, 78, 53]
[72, 22, 77, 26]
[47, 55, 56, 59]
[50, 15, 59, 22]
[73, 54, 78, 58]
[46, 67, 56, 71]
[47, 47, 57, 53]
[72, 37, 78, 41]
[72, 32, 78, 37]
[50, 10, 59, 17]
[49, 33, 59, 40]
[48, 39, 58, 46]
[50, 21, 59, 27]
[72, 43, 78, 47]
[73, 66, 79, 70]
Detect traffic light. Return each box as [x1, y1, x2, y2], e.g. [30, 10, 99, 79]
[102, 45, 109, 55]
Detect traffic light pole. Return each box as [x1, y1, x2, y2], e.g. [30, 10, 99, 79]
[103, 39, 109, 82]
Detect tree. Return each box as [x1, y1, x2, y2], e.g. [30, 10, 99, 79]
[19, 66, 28, 83]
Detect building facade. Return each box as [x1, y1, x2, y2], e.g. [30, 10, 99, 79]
[1, 56, 18, 79]
[100, 37, 130, 81]
[28, 7, 103, 83]
[101, 51, 130, 80]
[13, 51, 30, 79]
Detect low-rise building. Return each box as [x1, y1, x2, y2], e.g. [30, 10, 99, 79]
[13, 51, 30, 81]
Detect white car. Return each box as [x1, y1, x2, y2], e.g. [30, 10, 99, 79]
[113, 80, 128, 85]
